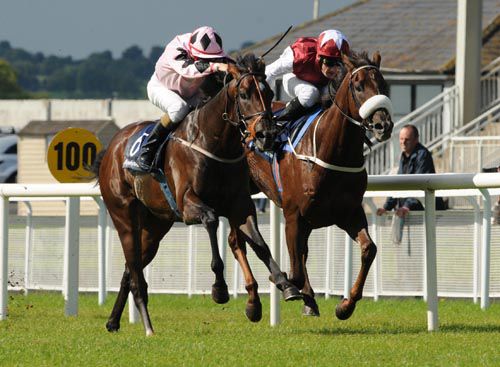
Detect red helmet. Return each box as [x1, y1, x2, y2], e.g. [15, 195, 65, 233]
[188, 26, 227, 59]
[317, 30, 350, 59]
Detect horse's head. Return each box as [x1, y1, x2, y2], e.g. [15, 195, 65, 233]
[339, 51, 394, 142]
[224, 54, 278, 151]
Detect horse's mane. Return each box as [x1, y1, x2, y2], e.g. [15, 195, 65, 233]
[235, 53, 265, 74]
[198, 53, 265, 107]
[347, 50, 372, 67]
[321, 50, 388, 109]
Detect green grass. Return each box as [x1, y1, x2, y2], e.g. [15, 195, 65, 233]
[1, 292, 499, 367]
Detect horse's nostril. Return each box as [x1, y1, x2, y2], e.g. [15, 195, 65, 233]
[374, 123, 384, 131]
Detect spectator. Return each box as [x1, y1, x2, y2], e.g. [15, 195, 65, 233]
[376, 124, 446, 218]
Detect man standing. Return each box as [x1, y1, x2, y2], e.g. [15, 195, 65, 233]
[377, 124, 445, 218]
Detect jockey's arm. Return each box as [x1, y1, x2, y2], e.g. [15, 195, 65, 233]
[265, 46, 294, 86]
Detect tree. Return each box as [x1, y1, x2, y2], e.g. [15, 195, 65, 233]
[0, 59, 27, 98]
[122, 45, 144, 61]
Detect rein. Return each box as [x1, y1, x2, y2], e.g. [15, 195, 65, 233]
[330, 65, 379, 130]
[222, 71, 271, 130]
[170, 136, 247, 163]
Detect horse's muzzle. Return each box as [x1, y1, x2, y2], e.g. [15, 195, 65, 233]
[370, 109, 393, 142]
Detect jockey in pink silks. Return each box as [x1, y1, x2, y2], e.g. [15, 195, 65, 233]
[138, 26, 230, 171]
[265, 29, 350, 122]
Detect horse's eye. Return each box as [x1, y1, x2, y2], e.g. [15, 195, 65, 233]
[355, 84, 363, 92]
[239, 92, 247, 99]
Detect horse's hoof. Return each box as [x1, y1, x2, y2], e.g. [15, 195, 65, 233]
[106, 321, 120, 332]
[211, 283, 230, 304]
[303, 304, 320, 317]
[282, 285, 303, 301]
[335, 298, 356, 320]
[245, 300, 262, 322]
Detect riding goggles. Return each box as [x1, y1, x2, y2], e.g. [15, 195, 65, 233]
[320, 57, 342, 67]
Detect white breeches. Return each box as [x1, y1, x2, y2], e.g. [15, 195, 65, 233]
[147, 74, 191, 123]
[282, 73, 323, 108]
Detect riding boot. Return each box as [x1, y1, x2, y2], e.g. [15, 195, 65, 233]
[275, 97, 307, 125]
[137, 115, 172, 172]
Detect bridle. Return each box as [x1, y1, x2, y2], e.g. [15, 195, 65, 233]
[221, 71, 273, 138]
[329, 64, 388, 135]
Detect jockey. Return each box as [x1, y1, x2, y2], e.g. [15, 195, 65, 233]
[265, 29, 350, 122]
[138, 26, 230, 171]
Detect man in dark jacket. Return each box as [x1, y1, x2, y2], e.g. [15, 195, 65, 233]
[377, 124, 446, 218]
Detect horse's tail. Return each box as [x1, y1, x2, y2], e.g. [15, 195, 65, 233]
[85, 149, 107, 181]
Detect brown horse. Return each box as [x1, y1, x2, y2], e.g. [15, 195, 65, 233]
[245, 51, 394, 319]
[91, 54, 301, 336]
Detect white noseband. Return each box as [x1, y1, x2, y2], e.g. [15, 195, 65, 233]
[359, 94, 393, 120]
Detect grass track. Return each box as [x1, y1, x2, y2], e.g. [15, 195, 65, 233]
[0, 292, 499, 366]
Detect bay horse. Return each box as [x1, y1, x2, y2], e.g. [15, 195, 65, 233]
[245, 51, 394, 319]
[91, 54, 301, 336]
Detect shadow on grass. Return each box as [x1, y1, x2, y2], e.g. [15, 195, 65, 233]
[301, 323, 500, 336]
[308, 326, 425, 336]
[440, 323, 500, 333]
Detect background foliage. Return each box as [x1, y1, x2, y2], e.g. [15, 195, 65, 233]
[0, 41, 164, 99]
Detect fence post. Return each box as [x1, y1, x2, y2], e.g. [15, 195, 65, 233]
[0, 196, 8, 320]
[218, 218, 228, 280]
[325, 226, 333, 299]
[364, 198, 380, 301]
[95, 198, 107, 305]
[465, 196, 481, 304]
[479, 189, 491, 309]
[22, 201, 33, 296]
[424, 190, 439, 331]
[187, 226, 195, 298]
[63, 197, 80, 317]
[343, 234, 353, 299]
[270, 201, 281, 326]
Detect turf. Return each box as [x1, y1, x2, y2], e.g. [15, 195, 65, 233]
[0, 292, 499, 366]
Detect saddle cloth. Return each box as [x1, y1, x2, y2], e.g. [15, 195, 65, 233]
[123, 122, 170, 173]
[122, 122, 181, 218]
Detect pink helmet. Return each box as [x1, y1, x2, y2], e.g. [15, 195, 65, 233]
[188, 26, 227, 59]
[316, 29, 350, 59]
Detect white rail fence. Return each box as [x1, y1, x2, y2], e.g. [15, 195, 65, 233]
[1, 173, 500, 331]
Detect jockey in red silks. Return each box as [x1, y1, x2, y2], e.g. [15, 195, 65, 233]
[139, 26, 230, 172]
[265, 29, 350, 122]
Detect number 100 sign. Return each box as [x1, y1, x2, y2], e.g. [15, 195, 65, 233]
[47, 127, 103, 183]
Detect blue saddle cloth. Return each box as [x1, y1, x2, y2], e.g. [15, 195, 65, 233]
[251, 107, 322, 163]
[250, 107, 323, 195]
[123, 122, 171, 173]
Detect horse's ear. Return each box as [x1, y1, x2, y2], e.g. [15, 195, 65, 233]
[372, 51, 381, 68]
[342, 53, 354, 71]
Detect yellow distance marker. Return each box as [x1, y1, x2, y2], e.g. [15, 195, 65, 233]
[47, 127, 103, 183]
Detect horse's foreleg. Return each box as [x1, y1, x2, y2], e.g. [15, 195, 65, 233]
[106, 267, 130, 332]
[227, 227, 262, 322]
[284, 214, 318, 316]
[183, 190, 228, 304]
[235, 210, 302, 302]
[336, 212, 376, 320]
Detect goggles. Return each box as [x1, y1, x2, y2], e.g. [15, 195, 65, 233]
[320, 57, 342, 67]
